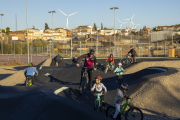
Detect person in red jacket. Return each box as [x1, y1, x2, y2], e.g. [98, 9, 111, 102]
[105, 54, 115, 70]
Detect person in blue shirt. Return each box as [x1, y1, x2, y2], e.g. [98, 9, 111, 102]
[24, 63, 38, 86]
[113, 62, 124, 85]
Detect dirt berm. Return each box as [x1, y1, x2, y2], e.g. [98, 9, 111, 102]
[124, 61, 180, 120]
[0, 58, 52, 86]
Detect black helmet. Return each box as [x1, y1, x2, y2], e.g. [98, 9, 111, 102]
[120, 82, 129, 90]
[90, 49, 95, 55]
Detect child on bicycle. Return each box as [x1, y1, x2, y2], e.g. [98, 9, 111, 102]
[91, 76, 107, 109]
[113, 62, 124, 85]
[106, 54, 114, 66]
[24, 63, 38, 86]
[113, 83, 129, 119]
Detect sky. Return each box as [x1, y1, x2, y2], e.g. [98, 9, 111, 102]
[0, 0, 180, 31]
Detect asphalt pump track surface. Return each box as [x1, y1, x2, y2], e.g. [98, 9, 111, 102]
[0, 59, 178, 120]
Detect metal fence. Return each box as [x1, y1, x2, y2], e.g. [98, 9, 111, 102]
[0, 31, 179, 63]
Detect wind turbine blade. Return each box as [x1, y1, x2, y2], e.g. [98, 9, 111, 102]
[58, 9, 67, 16]
[131, 14, 135, 20]
[122, 22, 127, 24]
[124, 19, 130, 21]
[118, 19, 122, 24]
[69, 12, 78, 16]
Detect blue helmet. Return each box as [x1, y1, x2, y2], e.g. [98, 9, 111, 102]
[110, 54, 113, 57]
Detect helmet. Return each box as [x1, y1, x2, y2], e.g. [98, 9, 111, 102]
[58, 53, 61, 55]
[28, 63, 33, 67]
[110, 54, 113, 57]
[90, 49, 95, 55]
[120, 82, 129, 90]
[118, 62, 122, 66]
[95, 76, 102, 81]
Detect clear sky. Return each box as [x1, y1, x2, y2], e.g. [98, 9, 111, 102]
[0, 0, 180, 31]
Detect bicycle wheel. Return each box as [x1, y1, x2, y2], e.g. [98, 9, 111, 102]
[25, 79, 29, 86]
[125, 107, 143, 120]
[94, 101, 99, 112]
[125, 59, 130, 66]
[80, 77, 87, 95]
[104, 66, 108, 73]
[106, 106, 116, 118]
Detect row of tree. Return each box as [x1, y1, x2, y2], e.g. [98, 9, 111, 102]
[0, 40, 48, 54]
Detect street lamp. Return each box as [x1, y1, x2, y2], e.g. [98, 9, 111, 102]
[26, 0, 29, 63]
[0, 14, 4, 54]
[110, 7, 119, 56]
[48, 11, 56, 59]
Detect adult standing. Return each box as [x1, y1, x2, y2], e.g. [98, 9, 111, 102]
[76, 49, 97, 90]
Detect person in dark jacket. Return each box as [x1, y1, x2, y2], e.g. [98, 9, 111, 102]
[76, 49, 97, 90]
[128, 46, 137, 63]
[54, 53, 63, 66]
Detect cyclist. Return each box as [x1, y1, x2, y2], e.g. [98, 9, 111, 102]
[77, 49, 97, 90]
[24, 63, 38, 86]
[128, 46, 137, 63]
[91, 76, 107, 109]
[54, 53, 63, 66]
[112, 82, 129, 119]
[106, 53, 115, 68]
[113, 62, 124, 85]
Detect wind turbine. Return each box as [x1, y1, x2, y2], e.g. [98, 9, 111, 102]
[118, 19, 127, 30]
[132, 21, 140, 29]
[124, 14, 135, 30]
[58, 9, 78, 29]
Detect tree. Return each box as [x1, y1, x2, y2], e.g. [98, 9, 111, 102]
[6, 27, 11, 35]
[143, 26, 146, 30]
[45, 23, 50, 31]
[32, 26, 35, 29]
[2, 29, 5, 33]
[104, 27, 107, 30]
[101, 23, 103, 30]
[94, 23, 97, 31]
[153, 27, 157, 31]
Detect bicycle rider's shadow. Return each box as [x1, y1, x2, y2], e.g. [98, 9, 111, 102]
[60, 88, 95, 108]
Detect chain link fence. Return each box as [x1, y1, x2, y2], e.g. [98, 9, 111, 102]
[0, 31, 179, 63]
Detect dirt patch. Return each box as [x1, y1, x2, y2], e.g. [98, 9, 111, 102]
[124, 61, 180, 119]
[0, 60, 37, 66]
[0, 58, 51, 86]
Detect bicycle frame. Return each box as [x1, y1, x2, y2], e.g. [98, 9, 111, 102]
[110, 99, 130, 116]
[94, 94, 101, 108]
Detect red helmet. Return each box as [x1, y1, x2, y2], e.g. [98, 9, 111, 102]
[95, 76, 102, 81]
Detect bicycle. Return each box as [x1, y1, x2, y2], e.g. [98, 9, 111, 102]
[114, 72, 124, 86]
[106, 97, 143, 120]
[120, 54, 133, 66]
[104, 62, 114, 73]
[25, 72, 36, 86]
[93, 92, 106, 112]
[79, 66, 93, 95]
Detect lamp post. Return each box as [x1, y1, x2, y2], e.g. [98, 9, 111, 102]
[0, 14, 4, 54]
[48, 11, 56, 59]
[26, 0, 29, 63]
[110, 7, 119, 56]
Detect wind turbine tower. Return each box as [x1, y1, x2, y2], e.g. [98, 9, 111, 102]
[58, 9, 78, 29]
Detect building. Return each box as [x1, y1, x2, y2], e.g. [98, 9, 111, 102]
[9, 30, 26, 41]
[156, 25, 176, 31]
[72, 26, 95, 37]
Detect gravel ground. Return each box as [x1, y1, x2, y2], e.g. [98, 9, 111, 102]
[124, 61, 180, 120]
[0, 58, 51, 86]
